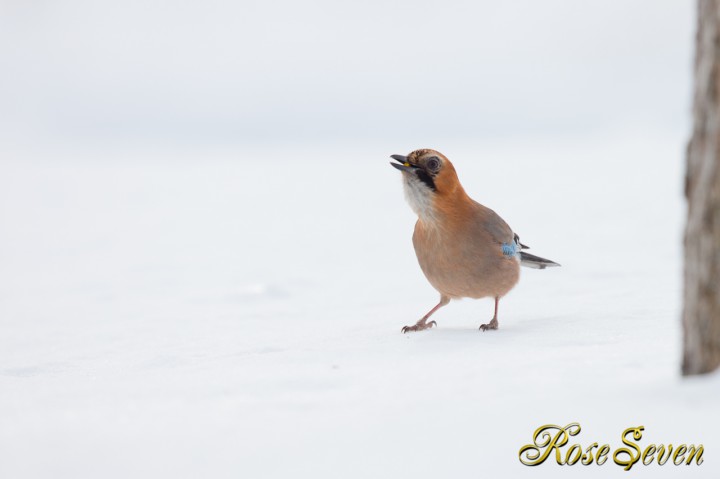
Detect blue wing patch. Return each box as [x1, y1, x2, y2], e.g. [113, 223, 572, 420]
[502, 241, 518, 257]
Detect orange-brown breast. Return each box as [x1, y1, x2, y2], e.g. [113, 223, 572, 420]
[412, 188, 520, 299]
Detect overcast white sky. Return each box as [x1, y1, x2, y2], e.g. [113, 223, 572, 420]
[0, 0, 694, 146]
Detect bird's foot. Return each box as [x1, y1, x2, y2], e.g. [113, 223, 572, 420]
[401, 320, 436, 333]
[479, 317, 498, 332]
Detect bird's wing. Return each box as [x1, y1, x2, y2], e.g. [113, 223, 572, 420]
[476, 204, 514, 245]
[471, 201, 528, 258]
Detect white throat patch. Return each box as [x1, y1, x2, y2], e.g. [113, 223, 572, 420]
[402, 174, 437, 223]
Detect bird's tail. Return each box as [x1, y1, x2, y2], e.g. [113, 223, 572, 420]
[520, 251, 561, 269]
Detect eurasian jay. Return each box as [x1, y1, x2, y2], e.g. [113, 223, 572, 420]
[390, 149, 559, 333]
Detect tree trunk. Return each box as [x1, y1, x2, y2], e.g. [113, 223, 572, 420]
[683, 0, 720, 375]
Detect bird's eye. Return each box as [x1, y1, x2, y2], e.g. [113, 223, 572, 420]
[426, 157, 440, 171]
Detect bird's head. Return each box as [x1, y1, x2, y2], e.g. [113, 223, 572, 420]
[390, 149, 464, 220]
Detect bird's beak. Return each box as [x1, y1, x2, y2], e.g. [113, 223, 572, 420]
[390, 154, 418, 172]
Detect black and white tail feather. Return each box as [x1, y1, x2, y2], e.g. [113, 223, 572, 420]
[513, 233, 561, 270]
[519, 251, 560, 269]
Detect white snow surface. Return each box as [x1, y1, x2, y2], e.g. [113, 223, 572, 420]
[1, 136, 719, 478]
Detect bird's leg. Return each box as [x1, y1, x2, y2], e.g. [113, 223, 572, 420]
[401, 296, 450, 333]
[480, 297, 500, 331]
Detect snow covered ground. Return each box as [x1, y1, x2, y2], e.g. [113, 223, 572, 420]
[1, 133, 718, 478]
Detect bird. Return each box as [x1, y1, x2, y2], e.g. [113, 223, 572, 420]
[390, 149, 559, 333]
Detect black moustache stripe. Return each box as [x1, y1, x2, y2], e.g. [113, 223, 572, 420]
[416, 169, 436, 191]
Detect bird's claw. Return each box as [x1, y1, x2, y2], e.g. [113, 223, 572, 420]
[479, 318, 499, 332]
[401, 320, 437, 333]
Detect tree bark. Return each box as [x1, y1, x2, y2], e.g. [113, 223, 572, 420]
[684, 0, 720, 375]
